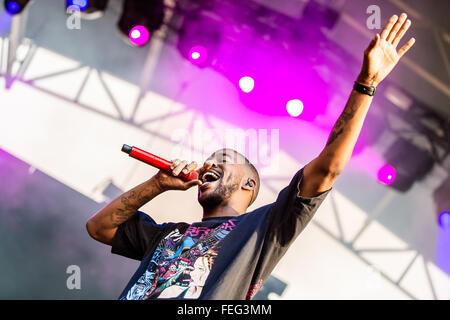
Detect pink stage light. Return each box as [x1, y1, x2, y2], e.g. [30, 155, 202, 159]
[129, 25, 150, 46]
[188, 45, 208, 65]
[239, 76, 254, 93]
[286, 99, 304, 117]
[377, 164, 396, 185]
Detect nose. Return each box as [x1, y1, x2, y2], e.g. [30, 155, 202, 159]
[205, 159, 218, 168]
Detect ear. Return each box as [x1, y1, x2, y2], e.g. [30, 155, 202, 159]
[241, 177, 256, 191]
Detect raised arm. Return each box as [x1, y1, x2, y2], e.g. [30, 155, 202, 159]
[86, 159, 203, 245]
[299, 13, 415, 198]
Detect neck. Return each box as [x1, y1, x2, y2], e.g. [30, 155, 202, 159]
[202, 203, 245, 219]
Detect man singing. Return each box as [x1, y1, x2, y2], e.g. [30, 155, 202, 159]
[86, 14, 415, 299]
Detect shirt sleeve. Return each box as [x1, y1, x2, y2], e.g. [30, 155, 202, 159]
[265, 166, 331, 247]
[111, 211, 174, 261]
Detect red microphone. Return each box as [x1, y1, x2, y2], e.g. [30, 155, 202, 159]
[121, 144, 199, 182]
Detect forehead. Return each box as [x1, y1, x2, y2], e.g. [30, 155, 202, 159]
[207, 149, 246, 164]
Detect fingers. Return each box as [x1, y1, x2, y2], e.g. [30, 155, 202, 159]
[386, 13, 407, 43]
[170, 159, 181, 170]
[170, 159, 199, 177]
[392, 19, 411, 48]
[182, 161, 198, 175]
[380, 13, 414, 56]
[398, 37, 416, 58]
[197, 159, 215, 175]
[380, 15, 398, 40]
[171, 160, 187, 176]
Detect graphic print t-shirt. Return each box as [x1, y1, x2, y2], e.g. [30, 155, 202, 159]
[111, 167, 330, 300]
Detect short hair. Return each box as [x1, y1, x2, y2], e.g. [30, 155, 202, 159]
[211, 149, 260, 206]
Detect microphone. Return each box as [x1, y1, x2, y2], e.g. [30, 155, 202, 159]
[121, 144, 199, 182]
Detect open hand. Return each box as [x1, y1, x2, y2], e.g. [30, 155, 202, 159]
[357, 13, 415, 87]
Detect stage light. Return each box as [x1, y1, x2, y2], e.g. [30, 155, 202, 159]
[65, 0, 108, 20]
[118, 0, 164, 47]
[434, 175, 450, 227]
[239, 76, 254, 93]
[286, 99, 304, 117]
[188, 45, 208, 65]
[175, 1, 329, 121]
[377, 164, 396, 185]
[4, 0, 30, 15]
[382, 138, 434, 192]
[176, 8, 222, 68]
[67, 0, 89, 11]
[438, 211, 450, 229]
[129, 25, 150, 46]
[5, 1, 19, 13]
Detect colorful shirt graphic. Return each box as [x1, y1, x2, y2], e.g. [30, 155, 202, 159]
[121, 218, 237, 300]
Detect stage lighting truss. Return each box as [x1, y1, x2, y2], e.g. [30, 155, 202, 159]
[1, 0, 35, 89]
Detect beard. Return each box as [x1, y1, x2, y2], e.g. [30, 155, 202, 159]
[198, 179, 239, 211]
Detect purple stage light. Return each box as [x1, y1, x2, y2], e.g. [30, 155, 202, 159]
[67, 0, 88, 11]
[377, 164, 396, 185]
[188, 45, 208, 65]
[129, 25, 150, 46]
[438, 211, 450, 229]
[286, 99, 304, 117]
[239, 76, 254, 93]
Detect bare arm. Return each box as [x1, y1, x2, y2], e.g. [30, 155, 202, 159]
[86, 178, 164, 245]
[86, 159, 206, 245]
[299, 13, 415, 198]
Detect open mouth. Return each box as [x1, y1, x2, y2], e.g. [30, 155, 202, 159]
[199, 168, 222, 189]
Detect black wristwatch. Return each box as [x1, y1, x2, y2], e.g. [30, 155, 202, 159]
[353, 81, 376, 96]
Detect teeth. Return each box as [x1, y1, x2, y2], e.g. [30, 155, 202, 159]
[202, 171, 220, 183]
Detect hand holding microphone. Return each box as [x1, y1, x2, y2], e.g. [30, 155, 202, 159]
[153, 160, 202, 191]
[121, 144, 214, 191]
